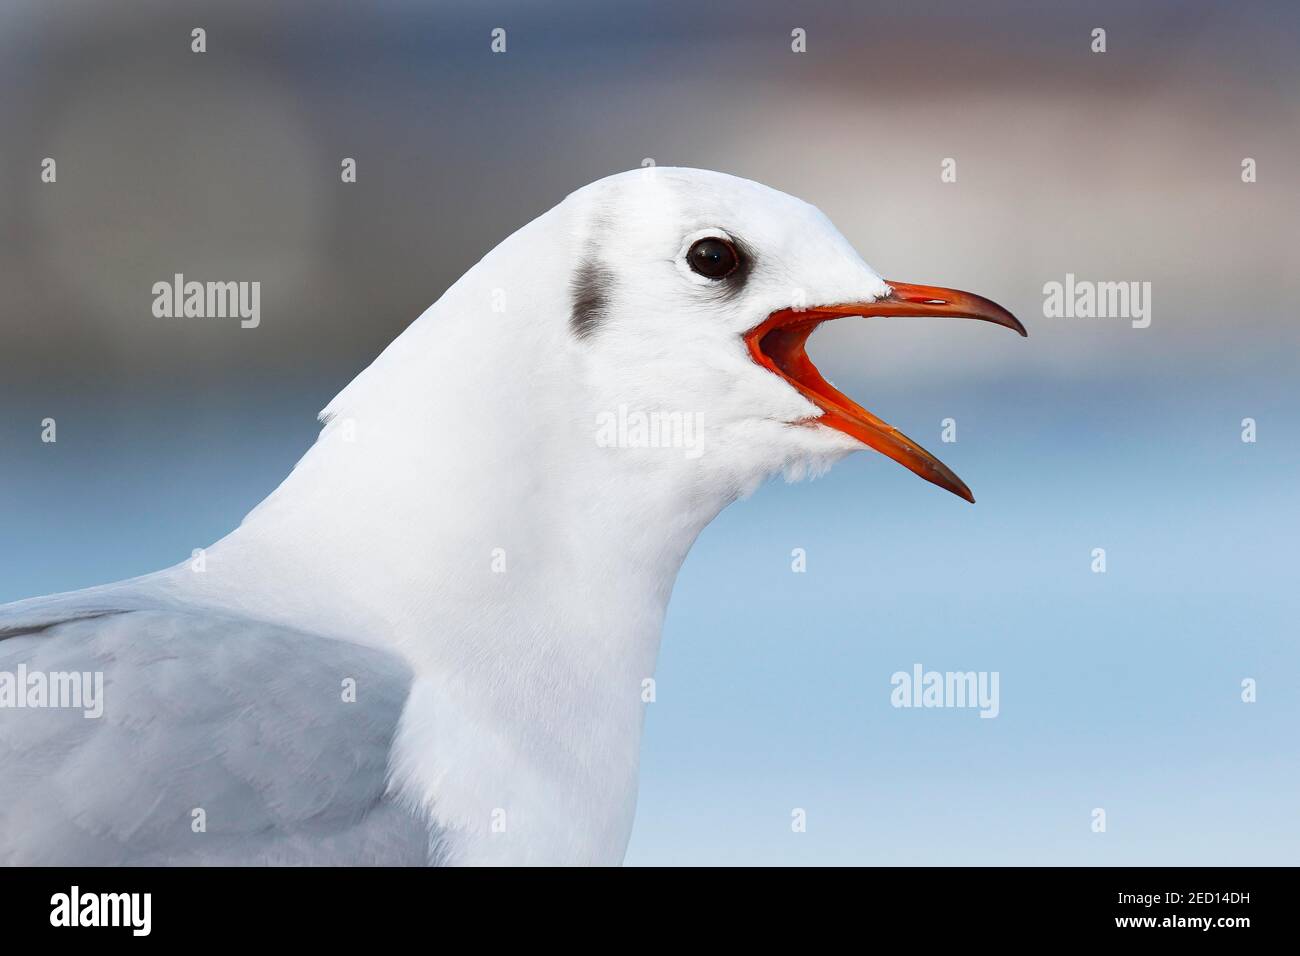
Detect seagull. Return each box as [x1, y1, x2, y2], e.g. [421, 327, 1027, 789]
[0, 168, 1024, 865]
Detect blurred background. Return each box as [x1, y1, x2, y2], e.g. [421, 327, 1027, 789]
[2, 0, 1297, 864]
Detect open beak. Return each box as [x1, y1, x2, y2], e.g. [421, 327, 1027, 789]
[744, 281, 1026, 503]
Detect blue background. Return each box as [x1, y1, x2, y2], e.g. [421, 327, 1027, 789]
[2, 0, 1296, 864]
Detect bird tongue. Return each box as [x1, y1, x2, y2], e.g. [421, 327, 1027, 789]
[745, 282, 1026, 503]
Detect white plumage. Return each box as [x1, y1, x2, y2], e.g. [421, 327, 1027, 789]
[0, 168, 1022, 865]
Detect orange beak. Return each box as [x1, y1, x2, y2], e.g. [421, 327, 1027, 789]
[744, 282, 1027, 503]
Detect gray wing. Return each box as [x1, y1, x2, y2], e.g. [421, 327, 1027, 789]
[0, 599, 435, 865]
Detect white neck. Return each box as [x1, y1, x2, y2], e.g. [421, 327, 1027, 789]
[158, 207, 743, 864]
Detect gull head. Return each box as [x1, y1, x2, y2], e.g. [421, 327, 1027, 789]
[561, 167, 1026, 501]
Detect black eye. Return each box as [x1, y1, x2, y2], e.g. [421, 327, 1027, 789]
[686, 237, 739, 280]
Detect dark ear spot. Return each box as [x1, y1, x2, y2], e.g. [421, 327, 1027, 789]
[571, 259, 613, 339]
